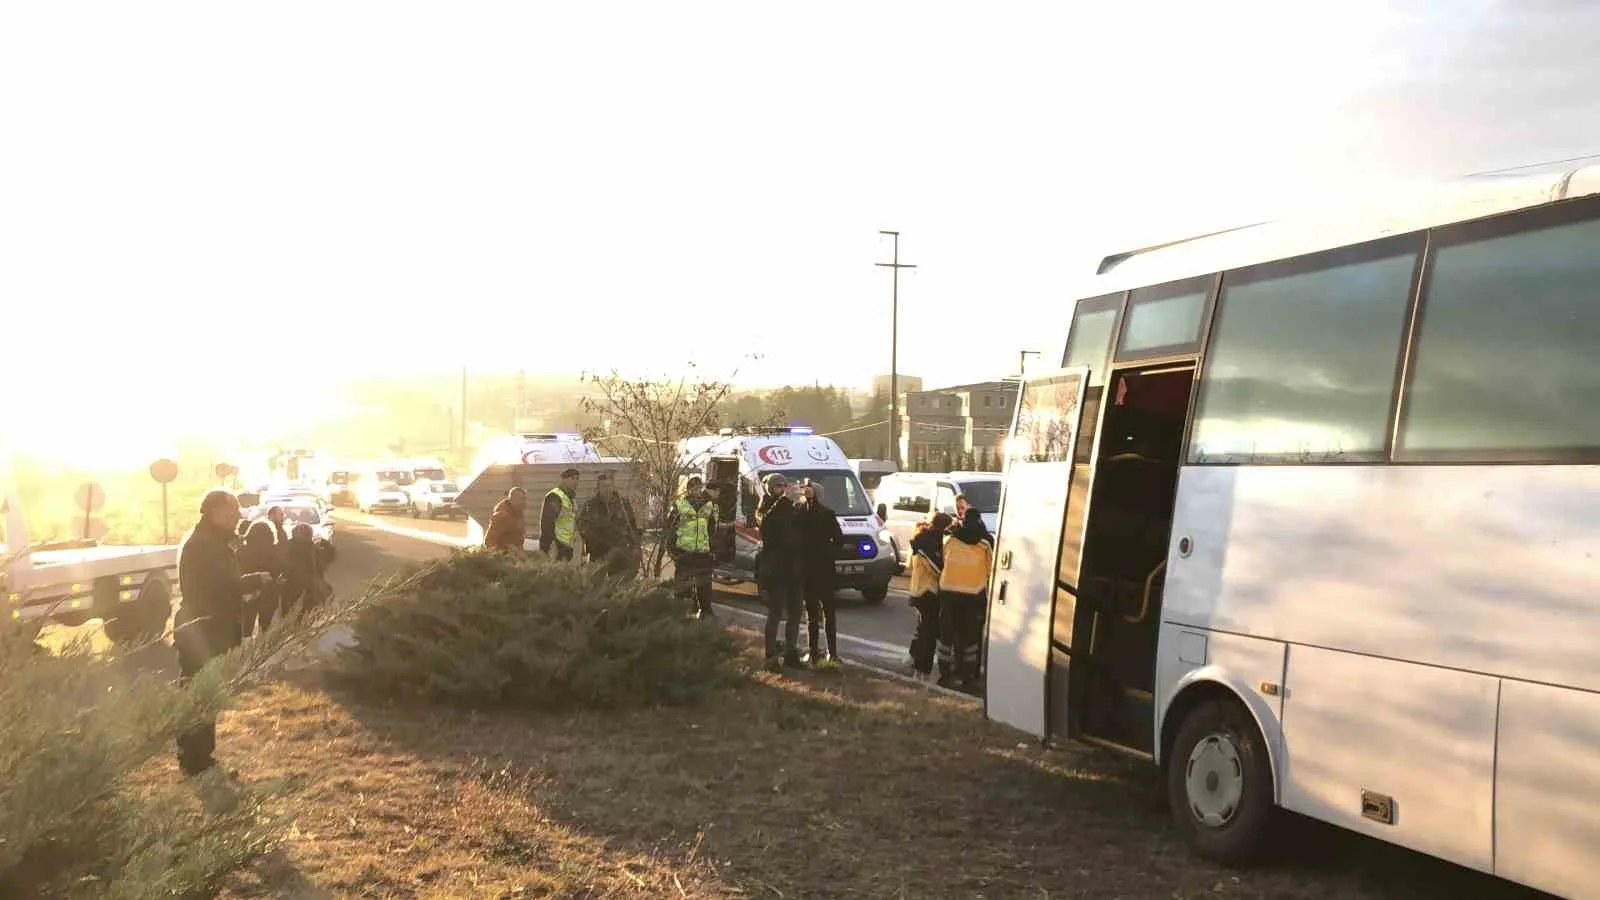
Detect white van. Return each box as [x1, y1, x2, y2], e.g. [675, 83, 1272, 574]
[875, 470, 1003, 566]
[678, 427, 896, 602]
[849, 459, 898, 505]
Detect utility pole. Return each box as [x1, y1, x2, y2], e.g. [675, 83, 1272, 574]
[1019, 349, 1041, 378]
[459, 367, 468, 451]
[876, 230, 915, 470]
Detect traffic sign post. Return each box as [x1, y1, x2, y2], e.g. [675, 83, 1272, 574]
[74, 482, 106, 542]
[150, 458, 179, 544]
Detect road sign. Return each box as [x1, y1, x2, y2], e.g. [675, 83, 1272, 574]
[149, 458, 179, 484]
[74, 482, 106, 513]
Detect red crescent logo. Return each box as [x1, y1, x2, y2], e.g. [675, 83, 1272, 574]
[757, 445, 792, 466]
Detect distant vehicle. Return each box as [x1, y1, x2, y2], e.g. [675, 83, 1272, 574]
[471, 432, 603, 477]
[410, 481, 463, 519]
[849, 459, 898, 503]
[358, 481, 412, 515]
[2, 492, 176, 643]
[875, 471, 1002, 566]
[406, 457, 448, 485]
[677, 426, 895, 603]
[275, 502, 339, 567]
[326, 470, 354, 507]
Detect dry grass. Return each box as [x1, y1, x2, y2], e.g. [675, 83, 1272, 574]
[207, 628, 1546, 900]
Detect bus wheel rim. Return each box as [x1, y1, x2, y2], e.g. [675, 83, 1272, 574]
[1185, 732, 1245, 828]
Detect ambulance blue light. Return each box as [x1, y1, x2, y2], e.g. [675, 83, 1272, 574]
[789, 426, 815, 435]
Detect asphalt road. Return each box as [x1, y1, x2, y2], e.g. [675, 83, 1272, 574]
[334, 508, 922, 670]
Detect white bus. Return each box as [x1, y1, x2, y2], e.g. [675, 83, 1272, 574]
[984, 164, 1600, 899]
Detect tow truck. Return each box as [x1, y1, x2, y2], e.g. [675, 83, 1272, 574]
[2, 493, 177, 642]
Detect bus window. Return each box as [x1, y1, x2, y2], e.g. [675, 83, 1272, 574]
[1116, 275, 1211, 360]
[1064, 293, 1122, 387]
[1399, 204, 1600, 460]
[1188, 234, 1421, 464]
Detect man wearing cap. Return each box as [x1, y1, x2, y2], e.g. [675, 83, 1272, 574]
[540, 468, 581, 560]
[578, 472, 639, 576]
[174, 489, 272, 776]
[665, 475, 719, 618]
[484, 486, 528, 552]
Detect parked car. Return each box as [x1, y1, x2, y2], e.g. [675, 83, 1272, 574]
[279, 502, 339, 566]
[358, 481, 413, 515]
[410, 481, 463, 519]
[875, 471, 1003, 566]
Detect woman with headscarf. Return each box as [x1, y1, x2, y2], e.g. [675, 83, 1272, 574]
[236, 520, 282, 636]
[937, 507, 994, 691]
[906, 511, 953, 681]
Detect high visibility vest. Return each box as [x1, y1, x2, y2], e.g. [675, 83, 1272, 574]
[675, 497, 713, 553]
[546, 488, 577, 547]
[940, 537, 993, 596]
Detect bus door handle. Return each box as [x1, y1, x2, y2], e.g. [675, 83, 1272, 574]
[997, 581, 1008, 607]
[1122, 560, 1166, 624]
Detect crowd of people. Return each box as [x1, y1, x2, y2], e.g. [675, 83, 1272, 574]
[473, 467, 996, 687]
[173, 491, 332, 776]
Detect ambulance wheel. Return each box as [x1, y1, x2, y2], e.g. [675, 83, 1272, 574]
[1166, 697, 1275, 866]
[860, 582, 889, 604]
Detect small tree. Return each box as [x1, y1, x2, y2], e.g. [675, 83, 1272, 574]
[580, 366, 737, 577]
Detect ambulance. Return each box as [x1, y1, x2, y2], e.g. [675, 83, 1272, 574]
[468, 432, 603, 479]
[676, 427, 896, 603]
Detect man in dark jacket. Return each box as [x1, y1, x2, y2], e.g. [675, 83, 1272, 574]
[174, 490, 270, 776]
[756, 472, 805, 669]
[798, 480, 845, 668]
[483, 486, 527, 552]
[578, 473, 639, 576]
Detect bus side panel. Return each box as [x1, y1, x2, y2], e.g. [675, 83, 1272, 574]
[1493, 680, 1600, 900]
[1153, 624, 1286, 792]
[1163, 465, 1600, 694]
[1280, 646, 1498, 874]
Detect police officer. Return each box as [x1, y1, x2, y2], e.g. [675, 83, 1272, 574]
[666, 476, 718, 619]
[540, 468, 580, 560]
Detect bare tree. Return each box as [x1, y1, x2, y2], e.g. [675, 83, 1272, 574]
[580, 366, 737, 577]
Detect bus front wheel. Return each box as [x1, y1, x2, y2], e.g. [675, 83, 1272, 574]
[1166, 697, 1274, 866]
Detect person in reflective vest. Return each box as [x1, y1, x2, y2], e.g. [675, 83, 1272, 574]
[937, 507, 994, 692]
[667, 476, 718, 619]
[540, 469, 580, 560]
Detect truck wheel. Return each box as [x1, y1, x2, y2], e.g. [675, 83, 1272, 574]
[860, 582, 889, 604]
[1166, 697, 1275, 866]
[104, 578, 171, 644]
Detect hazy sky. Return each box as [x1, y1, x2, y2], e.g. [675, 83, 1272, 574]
[4, 0, 1598, 463]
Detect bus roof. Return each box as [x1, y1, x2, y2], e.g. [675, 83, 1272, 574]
[1076, 164, 1600, 299]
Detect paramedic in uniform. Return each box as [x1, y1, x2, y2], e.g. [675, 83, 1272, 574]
[666, 475, 718, 619]
[173, 489, 270, 776]
[540, 468, 580, 560]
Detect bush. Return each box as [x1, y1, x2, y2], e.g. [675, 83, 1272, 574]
[330, 551, 741, 709]
[0, 562, 357, 898]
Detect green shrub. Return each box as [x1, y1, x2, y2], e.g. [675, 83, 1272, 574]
[330, 551, 741, 709]
[0, 566, 356, 898]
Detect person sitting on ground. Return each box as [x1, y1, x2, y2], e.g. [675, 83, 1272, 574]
[906, 511, 953, 682]
[484, 486, 527, 552]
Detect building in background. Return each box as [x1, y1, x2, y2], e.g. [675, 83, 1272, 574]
[871, 373, 922, 399]
[897, 379, 1018, 473]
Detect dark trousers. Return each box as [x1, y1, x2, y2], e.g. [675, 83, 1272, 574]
[245, 582, 280, 637]
[936, 591, 985, 688]
[173, 614, 240, 775]
[909, 591, 941, 675]
[761, 576, 803, 661]
[590, 544, 639, 577]
[804, 572, 838, 659]
[550, 542, 574, 561]
[674, 551, 714, 615]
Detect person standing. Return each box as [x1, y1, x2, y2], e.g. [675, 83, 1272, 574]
[540, 469, 580, 560]
[937, 507, 995, 692]
[173, 490, 269, 776]
[798, 480, 844, 669]
[237, 520, 281, 635]
[906, 512, 953, 681]
[665, 476, 718, 618]
[755, 472, 805, 670]
[578, 473, 640, 576]
[484, 486, 528, 552]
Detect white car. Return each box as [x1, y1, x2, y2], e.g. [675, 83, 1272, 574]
[279, 503, 336, 546]
[410, 481, 463, 519]
[359, 481, 413, 515]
